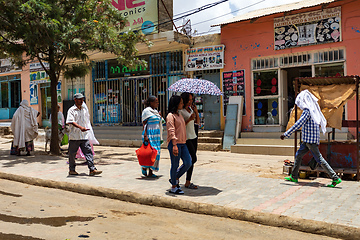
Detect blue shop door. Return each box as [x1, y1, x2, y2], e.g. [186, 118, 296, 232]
[10, 80, 21, 118]
[202, 73, 221, 130]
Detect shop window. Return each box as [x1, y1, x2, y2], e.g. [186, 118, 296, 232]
[1, 82, 8, 108]
[253, 71, 278, 97]
[254, 98, 279, 125]
[315, 63, 344, 77]
[314, 49, 344, 63]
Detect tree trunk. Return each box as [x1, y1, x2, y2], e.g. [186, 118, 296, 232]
[49, 48, 61, 155]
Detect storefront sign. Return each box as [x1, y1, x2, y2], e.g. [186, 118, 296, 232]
[111, 0, 158, 35]
[29, 83, 38, 105]
[185, 45, 224, 71]
[222, 70, 245, 116]
[29, 62, 49, 71]
[30, 70, 50, 84]
[108, 56, 150, 78]
[0, 58, 21, 73]
[274, 6, 341, 50]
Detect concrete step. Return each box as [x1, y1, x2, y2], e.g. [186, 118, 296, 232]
[198, 130, 223, 138]
[198, 143, 222, 151]
[236, 138, 299, 146]
[240, 131, 348, 140]
[231, 144, 296, 156]
[198, 137, 222, 144]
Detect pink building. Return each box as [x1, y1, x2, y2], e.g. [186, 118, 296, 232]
[216, 0, 360, 134]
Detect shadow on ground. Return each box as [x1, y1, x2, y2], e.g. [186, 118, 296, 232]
[165, 186, 222, 197]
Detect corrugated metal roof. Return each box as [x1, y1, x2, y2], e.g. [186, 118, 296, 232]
[297, 76, 359, 86]
[212, 0, 337, 27]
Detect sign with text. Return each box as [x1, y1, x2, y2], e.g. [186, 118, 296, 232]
[111, 0, 158, 35]
[30, 70, 50, 84]
[185, 45, 224, 71]
[29, 83, 38, 105]
[107, 55, 150, 78]
[222, 70, 245, 116]
[274, 6, 341, 50]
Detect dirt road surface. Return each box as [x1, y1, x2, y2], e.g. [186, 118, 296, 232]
[0, 179, 338, 240]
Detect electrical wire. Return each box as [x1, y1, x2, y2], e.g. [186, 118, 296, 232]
[127, 0, 229, 32]
[191, 0, 266, 27]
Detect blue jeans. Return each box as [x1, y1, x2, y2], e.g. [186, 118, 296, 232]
[168, 142, 192, 186]
[292, 142, 339, 181]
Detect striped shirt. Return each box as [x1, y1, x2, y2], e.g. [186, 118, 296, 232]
[284, 108, 320, 144]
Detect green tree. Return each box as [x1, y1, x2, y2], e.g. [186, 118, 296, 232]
[0, 0, 149, 155]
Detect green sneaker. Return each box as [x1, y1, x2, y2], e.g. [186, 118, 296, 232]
[327, 178, 342, 188]
[285, 175, 298, 183]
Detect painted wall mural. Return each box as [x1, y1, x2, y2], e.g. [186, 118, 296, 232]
[274, 6, 341, 50]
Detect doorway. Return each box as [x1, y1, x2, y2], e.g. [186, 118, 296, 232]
[283, 66, 312, 123]
[202, 73, 221, 130]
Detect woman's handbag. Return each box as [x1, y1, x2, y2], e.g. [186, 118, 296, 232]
[135, 141, 158, 167]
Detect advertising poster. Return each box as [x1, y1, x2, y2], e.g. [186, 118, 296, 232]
[30, 70, 50, 84]
[111, 0, 158, 35]
[222, 70, 245, 116]
[274, 6, 341, 50]
[57, 81, 62, 103]
[29, 83, 38, 105]
[185, 45, 224, 71]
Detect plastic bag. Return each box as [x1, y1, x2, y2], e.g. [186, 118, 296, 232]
[135, 141, 157, 167]
[61, 134, 68, 146]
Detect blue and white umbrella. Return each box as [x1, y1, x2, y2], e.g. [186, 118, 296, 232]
[167, 78, 223, 96]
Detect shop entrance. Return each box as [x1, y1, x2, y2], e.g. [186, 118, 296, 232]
[40, 83, 51, 124]
[0, 75, 21, 119]
[122, 77, 149, 125]
[202, 72, 221, 130]
[282, 66, 312, 125]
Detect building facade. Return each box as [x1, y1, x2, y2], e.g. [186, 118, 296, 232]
[217, 0, 360, 133]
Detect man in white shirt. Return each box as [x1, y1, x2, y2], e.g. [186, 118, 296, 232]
[66, 93, 102, 176]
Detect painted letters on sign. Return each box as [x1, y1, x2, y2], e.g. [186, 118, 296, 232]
[274, 6, 341, 50]
[222, 70, 245, 116]
[111, 0, 158, 35]
[185, 45, 225, 71]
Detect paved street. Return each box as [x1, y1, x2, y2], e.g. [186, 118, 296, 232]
[0, 135, 359, 239]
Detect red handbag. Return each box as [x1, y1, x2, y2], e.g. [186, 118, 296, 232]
[135, 141, 158, 167]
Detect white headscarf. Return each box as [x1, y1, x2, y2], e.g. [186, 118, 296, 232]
[11, 100, 39, 148]
[295, 90, 327, 134]
[142, 106, 163, 141]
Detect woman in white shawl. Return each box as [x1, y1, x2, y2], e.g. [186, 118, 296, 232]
[75, 102, 98, 159]
[141, 96, 164, 177]
[11, 100, 40, 156]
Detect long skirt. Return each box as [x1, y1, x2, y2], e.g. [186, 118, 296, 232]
[11, 140, 34, 155]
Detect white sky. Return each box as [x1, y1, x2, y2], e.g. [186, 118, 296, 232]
[173, 0, 301, 35]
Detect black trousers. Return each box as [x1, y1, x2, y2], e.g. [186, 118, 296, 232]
[185, 137, 198, 181]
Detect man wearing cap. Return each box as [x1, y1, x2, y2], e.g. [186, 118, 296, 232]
[66, 93, 102, 176]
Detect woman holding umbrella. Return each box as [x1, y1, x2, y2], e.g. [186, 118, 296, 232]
[179, 92, 199, 189]
[166, 95, 192, 194]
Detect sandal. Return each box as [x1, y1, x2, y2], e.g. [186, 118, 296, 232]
[169, 187, 184, 195]
[141, 168, 147, 177]
[185, 183, 198, 189]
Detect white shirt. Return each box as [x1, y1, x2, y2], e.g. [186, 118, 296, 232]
[66, 105, 89, 140]
[179, 108, 197, 140]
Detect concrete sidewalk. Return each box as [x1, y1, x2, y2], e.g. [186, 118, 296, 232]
[0, 136, 359, 239]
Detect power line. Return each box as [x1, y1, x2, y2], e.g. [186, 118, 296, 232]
[128, 0, 229, 32]
[191, 0, 266, 27]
